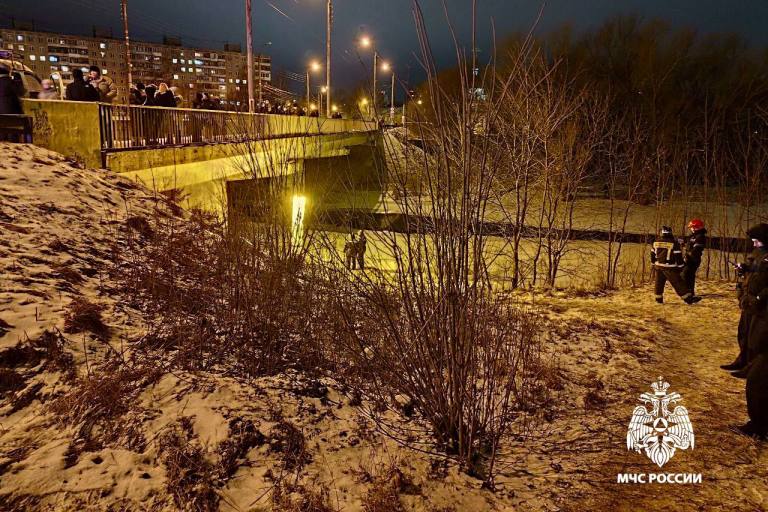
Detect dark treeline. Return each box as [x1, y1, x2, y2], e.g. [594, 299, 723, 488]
[408, 16, 768, 287]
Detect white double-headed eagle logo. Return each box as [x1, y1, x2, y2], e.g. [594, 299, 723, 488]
[627, 377, 694, 467]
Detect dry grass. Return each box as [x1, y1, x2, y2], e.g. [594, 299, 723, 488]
[63, 297, 109, 340]
[159, 421, 219, 512]
[271, 482, 336, 512]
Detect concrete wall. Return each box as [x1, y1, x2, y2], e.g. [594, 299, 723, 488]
[21, 99, 102, 168]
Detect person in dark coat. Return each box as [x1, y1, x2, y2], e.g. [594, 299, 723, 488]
[650, 226, 701, 304]
[143, 84, 157, 106]
[0, 66, 24, 114]
[344, 233, 357, 270]
[730, 224, 768, 378]
[681, 219, 707, 295]
[65, 69, 99, 102]
[734, 223, 768, 438]
[356, 231, 367, 270]
[154, 83, 176, 107]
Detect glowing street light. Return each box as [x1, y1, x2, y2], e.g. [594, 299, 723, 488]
[360, 35, 371, 48]
[306, 61, 322, 110]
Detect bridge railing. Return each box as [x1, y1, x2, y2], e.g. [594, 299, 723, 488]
[98, 104, 376, 151]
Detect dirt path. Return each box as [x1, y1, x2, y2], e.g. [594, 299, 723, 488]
[547, 281, 768, 511]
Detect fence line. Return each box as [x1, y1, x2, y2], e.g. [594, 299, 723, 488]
[98, 104, 374, 151]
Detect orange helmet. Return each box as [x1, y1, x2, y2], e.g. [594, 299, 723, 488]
[688, 219, 704, 231]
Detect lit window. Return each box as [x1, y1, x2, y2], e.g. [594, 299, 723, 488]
[39, 55, 45, 60]
[235, 79, 240, 84]
[172, 58, 178, 64]
[81, 67, 89, 73]
[102, 69, 108, 74]
[29, 55, 36, 61]
[243, 79, 247, 84]
[6, 44, 12, 50]
[16, 35, 23, 41]
[100, 42, 106, 49]
[173, 74, 179, 80]
[18, 45, 24, 51]
[189, 84, 194, 88]
[229, 78, 233, 83]
[49, 55, 58, 62]
[181, 67, 186, 72]
[61, 65, 69, 72]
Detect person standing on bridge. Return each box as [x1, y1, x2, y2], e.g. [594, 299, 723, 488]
[650, 226, 702, 305]
[681, 219, 707, 295]
[65, 69, 99, 102]
[88, 65, 117, 104]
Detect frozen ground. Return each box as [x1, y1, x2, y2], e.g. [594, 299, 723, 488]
[1, 143, 766, 510]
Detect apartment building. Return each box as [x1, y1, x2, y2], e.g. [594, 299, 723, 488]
[0, 27, 271, 107]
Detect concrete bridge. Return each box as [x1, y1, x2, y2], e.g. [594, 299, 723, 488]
[22, 99, 380, 211]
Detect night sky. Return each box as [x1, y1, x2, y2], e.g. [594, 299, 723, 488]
[2, 0, 767, 94]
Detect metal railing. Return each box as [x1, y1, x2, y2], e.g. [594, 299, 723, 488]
[98, 104, 374, 151]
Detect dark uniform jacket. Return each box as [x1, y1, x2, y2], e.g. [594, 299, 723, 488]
[651, 234, 685, 268]
[743, 249, 768, 315]
[66, 79, 99, 102]
[684, 229, 707, 268]
[0, 75, 24, 114]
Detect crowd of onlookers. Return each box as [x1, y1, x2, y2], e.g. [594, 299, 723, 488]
[1, 61, 344, 119]
[129, 82, 184, 107]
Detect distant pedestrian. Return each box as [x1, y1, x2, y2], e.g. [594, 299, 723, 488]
[0, 66, 24, 114]
[65, 69, 99, 102]
[154, 83, 176, 107]
[650, 226, 701, 305]
[681, 219, 707, 295]
[87, 65, 117, 103]
[37, 79, 59, 100]
[357, 231, 367, 270]
[344, 233, 358, 270]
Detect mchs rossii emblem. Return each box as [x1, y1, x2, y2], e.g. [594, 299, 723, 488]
[627, 377, 694, 467]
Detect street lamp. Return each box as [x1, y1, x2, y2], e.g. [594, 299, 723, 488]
[307, 61, 321, 110]
[326, 0, 333, 118]
[380, 61, 396, 124]
[358, 35, 379, 114]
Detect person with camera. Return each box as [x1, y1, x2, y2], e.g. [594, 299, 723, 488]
[730, 224, 768, 438]
[724, 224, 768, 375]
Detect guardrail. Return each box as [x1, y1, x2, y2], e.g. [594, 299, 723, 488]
[98, 104, 376, 152]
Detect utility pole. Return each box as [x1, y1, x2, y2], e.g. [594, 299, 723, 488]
[257, 53, 262, 103]
[390, 71, 395, 124]
[305, 71, 310, 110]
[246, 0, 255, 112]
[121, 0, 132, 96]
[372, 51, 377, 116]
[326, 0, 332, 118]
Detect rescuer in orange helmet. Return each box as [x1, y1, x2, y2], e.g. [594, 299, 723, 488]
[681, 219, 707, 295]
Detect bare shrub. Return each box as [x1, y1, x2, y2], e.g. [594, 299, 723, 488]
[324, 2, 544, 485]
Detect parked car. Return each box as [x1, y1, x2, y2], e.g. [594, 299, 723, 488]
[0, 51, 46, 99]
